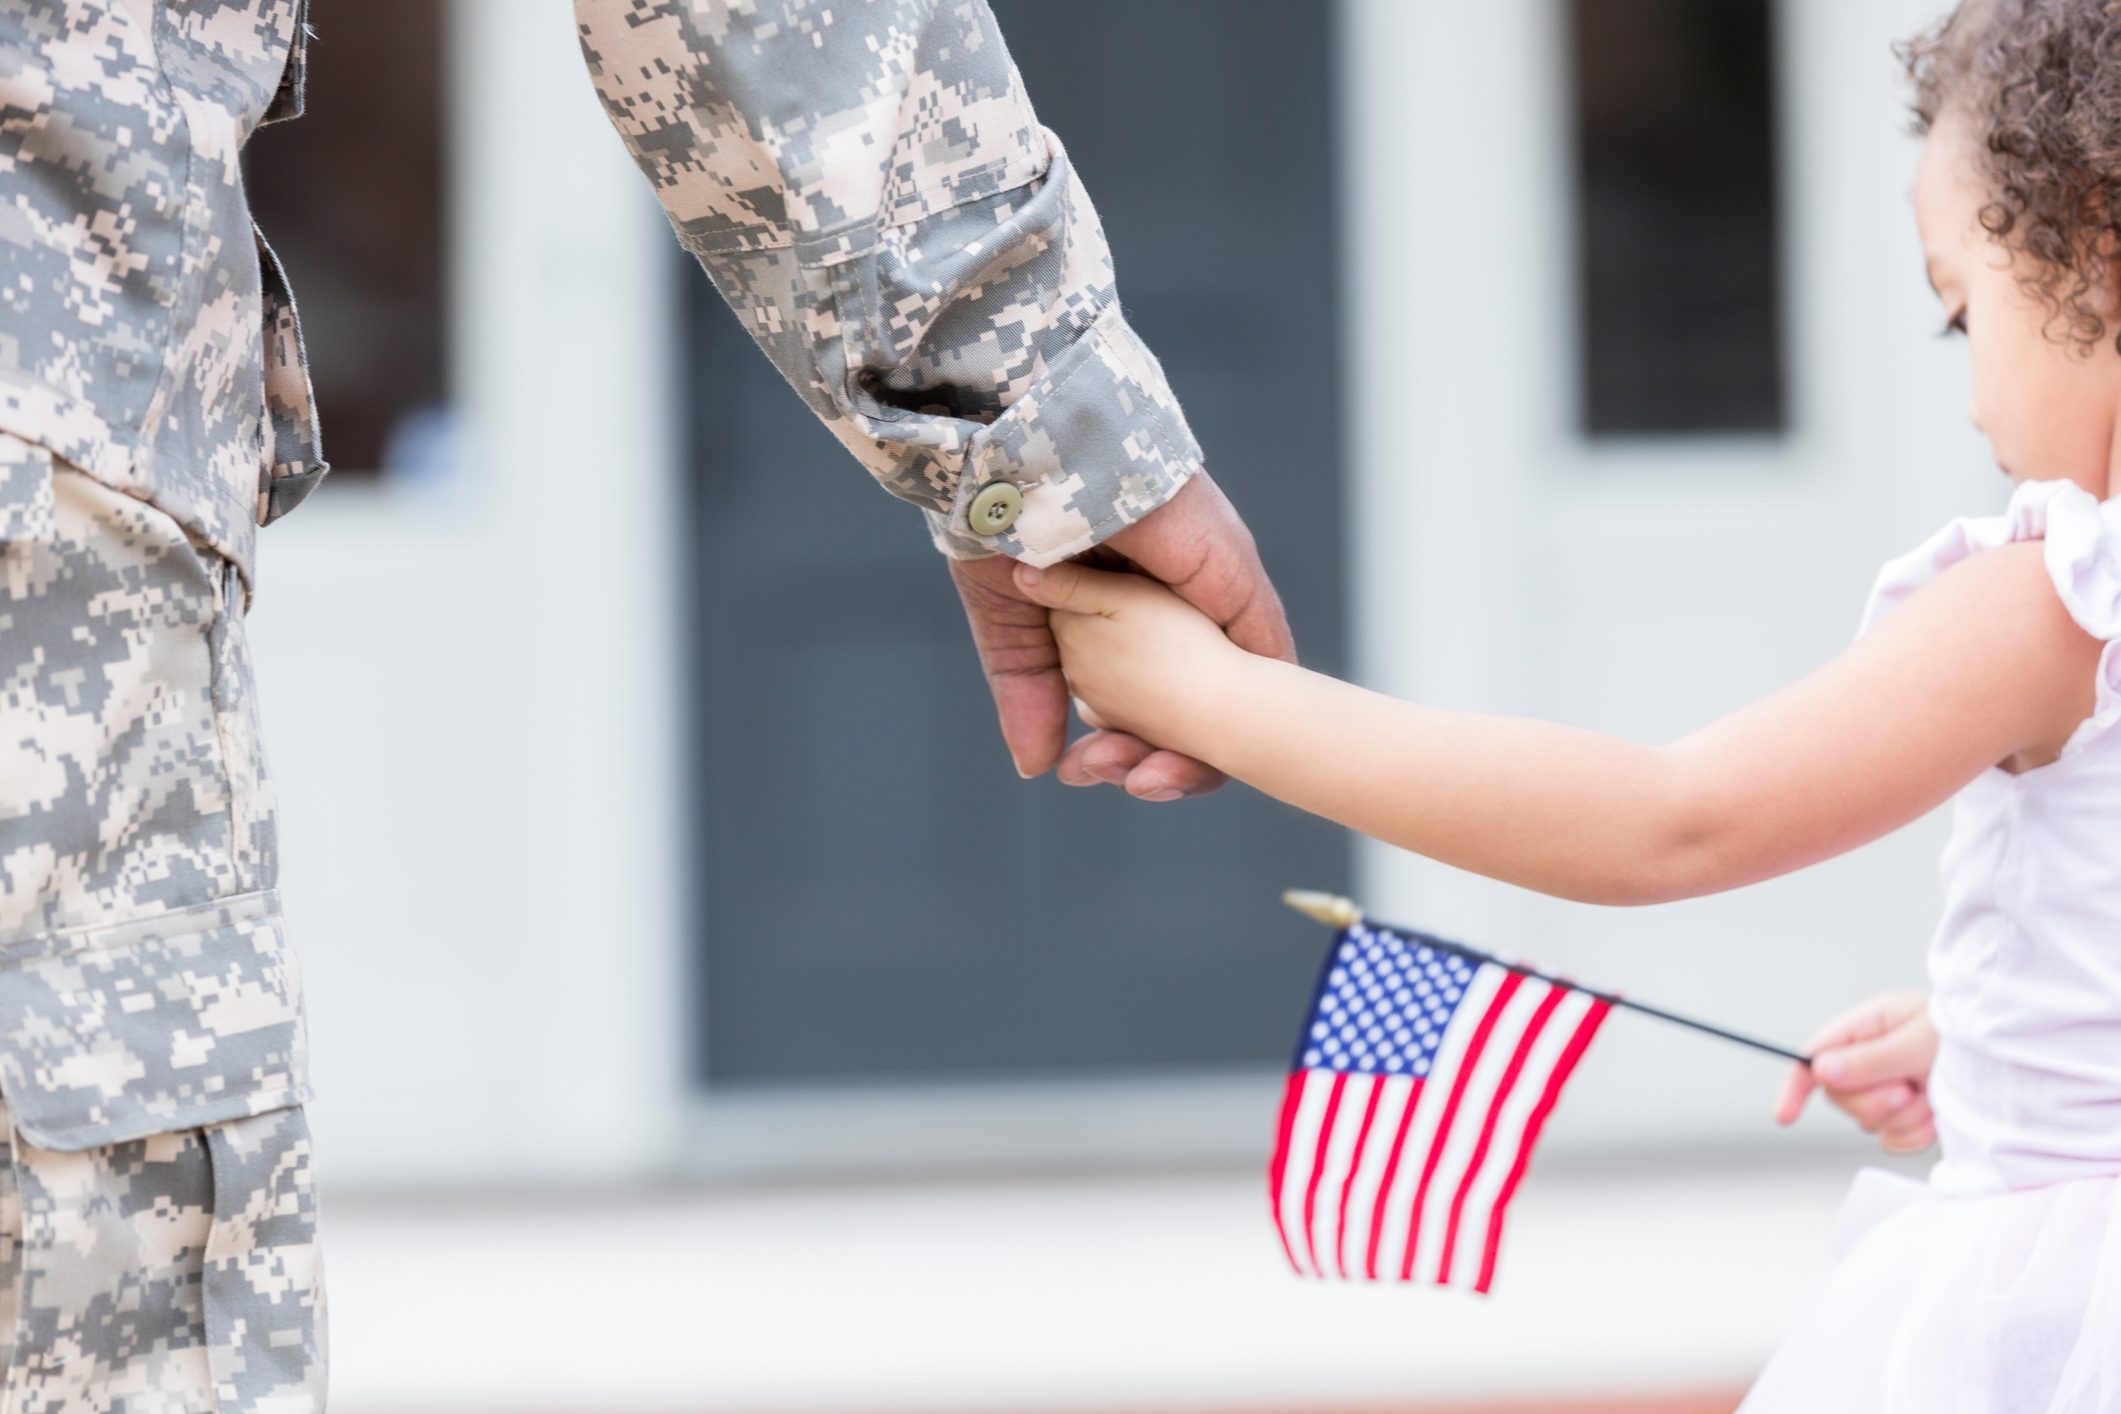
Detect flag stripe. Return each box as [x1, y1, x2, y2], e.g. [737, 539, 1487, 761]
[1276, 1073, 1335, 1276]
[1398, 971, 1526, 1280]
[1307, 1072, 1373, 1280]
[1300, 1072, 1350, 1277]
[1361, 1073, 1425, 1279]
[1371, 964, 1507, 1279]
[1332, 1078, 1388, 1278]
[1446, 989, 1594, 1287]
[1266, 1072, 1308, 1273]
[1472, 999, 1612, 1293]
[1432, 984, 1567, 1285]
[1402, 971, 1547, 1287]
[1348, 1075, 1419, 1279]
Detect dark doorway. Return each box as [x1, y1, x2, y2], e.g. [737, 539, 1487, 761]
[683, 0, 1351, 1088]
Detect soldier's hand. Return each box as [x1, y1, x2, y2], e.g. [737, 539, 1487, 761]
[947, 470, 1294, 801]
[1774, 989, 1940, 1155]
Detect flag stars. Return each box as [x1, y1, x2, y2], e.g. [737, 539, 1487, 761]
[1306, 928, 1488, 1075]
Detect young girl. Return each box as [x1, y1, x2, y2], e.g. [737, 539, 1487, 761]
[1018, 0, 2121, 1406]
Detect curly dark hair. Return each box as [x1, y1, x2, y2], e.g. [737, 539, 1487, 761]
[1902, 0, 2121, 351]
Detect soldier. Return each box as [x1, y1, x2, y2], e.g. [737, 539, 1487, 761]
[0, 3, 326, 1409]
[0, 1, 1290, 1407]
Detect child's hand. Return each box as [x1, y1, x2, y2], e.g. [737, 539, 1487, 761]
[1012, 560, 1246, 753]
[1774, 990, 1939, 1155]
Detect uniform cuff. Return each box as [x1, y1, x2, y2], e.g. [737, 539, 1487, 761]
[932, 303, 1203, 568]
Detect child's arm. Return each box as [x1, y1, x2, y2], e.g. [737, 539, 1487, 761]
[1015, 541, 2104, 905]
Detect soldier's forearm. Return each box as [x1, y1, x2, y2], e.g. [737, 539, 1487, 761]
[573, 0, 1203, 567]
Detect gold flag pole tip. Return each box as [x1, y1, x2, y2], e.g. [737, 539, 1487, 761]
[1281, 889, 1362, 929]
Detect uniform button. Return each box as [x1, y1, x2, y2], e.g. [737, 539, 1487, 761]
[968, 480, 1023, 536]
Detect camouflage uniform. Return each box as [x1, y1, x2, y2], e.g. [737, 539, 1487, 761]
[574, 0, 1206, 566]
[0, 2, 324, 1408]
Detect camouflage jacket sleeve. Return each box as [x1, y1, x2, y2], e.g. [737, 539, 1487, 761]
[572, 0, 1204, 566]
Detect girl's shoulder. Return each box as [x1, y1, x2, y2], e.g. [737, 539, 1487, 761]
[1858, 478, 2121, 776]
[1857, 477, 2121, 645]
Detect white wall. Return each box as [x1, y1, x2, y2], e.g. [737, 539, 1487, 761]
[249, 0, 686, 1188]
[1342, 0, 1999, 1156]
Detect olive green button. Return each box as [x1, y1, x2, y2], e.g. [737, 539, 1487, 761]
[968, 480, 1023, 536]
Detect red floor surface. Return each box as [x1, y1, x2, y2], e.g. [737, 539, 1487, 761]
[1092, 1401, 1746, 1414]
[1311, 1398, 1743, 1414]
[401, 1398, 1748, 1414]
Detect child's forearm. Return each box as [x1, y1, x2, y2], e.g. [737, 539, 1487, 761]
[1038, 538, 2091, 905]
[1173, 655, 1696, 905]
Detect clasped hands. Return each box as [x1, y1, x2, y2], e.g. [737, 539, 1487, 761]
[946, 469, 1289, 801]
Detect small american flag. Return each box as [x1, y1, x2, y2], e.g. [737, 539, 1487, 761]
[1269, 920, 1611, 1294]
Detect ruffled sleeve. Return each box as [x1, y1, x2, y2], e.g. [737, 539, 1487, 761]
[2040, 483, 2121, 638]
[1857, 477, 2121, 763]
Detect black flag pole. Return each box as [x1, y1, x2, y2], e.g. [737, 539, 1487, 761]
[1282, 890, 1813, 1068]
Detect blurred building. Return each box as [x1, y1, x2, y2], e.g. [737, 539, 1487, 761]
[237, 0, 1993, 1407]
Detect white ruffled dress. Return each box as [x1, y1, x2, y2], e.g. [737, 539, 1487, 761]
[1738, 477, 2121, 1413]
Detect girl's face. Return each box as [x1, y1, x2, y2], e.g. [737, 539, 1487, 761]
[1914, 109, 2121, 498]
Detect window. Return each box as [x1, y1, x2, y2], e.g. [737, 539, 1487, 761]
[1570, 0, 1785, 436]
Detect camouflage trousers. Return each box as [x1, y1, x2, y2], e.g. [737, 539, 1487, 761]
[0, 438, 324, 1410]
